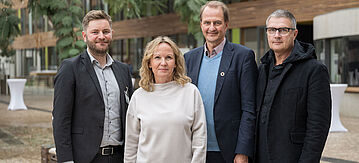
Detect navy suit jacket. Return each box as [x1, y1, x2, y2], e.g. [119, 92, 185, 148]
[184, 40, 258, 162]
[53, 51, 133, 163]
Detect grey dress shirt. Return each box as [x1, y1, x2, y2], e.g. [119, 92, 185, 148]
[87, 50, 123, 147]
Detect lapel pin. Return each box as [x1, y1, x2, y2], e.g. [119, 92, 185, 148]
[220, 72, 225, 77]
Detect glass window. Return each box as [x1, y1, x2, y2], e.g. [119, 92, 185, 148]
[33, 15, 44, 33]
[242, 27, 268, 63]
[258, 26, 269, 62]
[178, 33, 188, 48]
[315, 39, 325, 64]
[346, 36, 359, 86]
[177, 33, 194, 54]
[111, 40, 121, 61]
[318, 36, 359, 86]
[243, 27, 258, 55]
[24, 49, 34, 75]
[330, 38, 344, 83]
[48, 47, 57, 70]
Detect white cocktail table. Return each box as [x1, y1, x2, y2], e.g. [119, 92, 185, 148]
[329, 84, 348, 132]
[7, 79, 27, 110]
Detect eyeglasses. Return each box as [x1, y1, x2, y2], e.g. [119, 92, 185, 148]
[265, 27, 295, 36]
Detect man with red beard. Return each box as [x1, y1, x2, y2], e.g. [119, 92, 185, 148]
[53, 10, 133, 163]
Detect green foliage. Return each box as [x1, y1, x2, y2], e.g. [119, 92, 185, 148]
[105, 0, 166, 19]
[51, 13, 66, 24]
[61, 16, 73, 26]
[0, 0, 21, 57]
[105, 0, 206, 42]
[75, 40, 86, 48]
[75, 30, 82, 37]
[57, 37, 74, 48]
[69, 6, 82, 15]
[54, 27, 73, 37]
[28, 0, 86, 60]
[174, 0, 207, 41]
[105, 0, 139, 18]
[69, 48, 80, 56]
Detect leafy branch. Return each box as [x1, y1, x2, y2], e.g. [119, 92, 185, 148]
[28, 0, 86, 60]
[0, 0, 21, 57]
[105, 0, 207, 42]
[105, 0, 166, 19]
[173, 0, 207, 41]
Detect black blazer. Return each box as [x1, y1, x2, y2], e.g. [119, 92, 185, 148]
[184, 40, 258, 162]
[52, 51, 133, 163]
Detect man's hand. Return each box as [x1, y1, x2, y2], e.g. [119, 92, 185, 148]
[234, 154, 248, 163]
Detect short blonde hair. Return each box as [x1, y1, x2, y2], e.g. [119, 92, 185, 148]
[139, 36, 191, 92]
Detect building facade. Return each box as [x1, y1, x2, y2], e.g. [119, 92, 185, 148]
[3, 0, 359, 93]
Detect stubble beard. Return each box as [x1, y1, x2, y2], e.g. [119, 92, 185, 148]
[87, 38, 112, 57]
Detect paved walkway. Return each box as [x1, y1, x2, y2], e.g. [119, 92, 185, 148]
[0, 91, 358, 162]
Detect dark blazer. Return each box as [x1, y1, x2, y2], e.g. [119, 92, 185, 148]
[184, 40, 258, 162]
[255, 40, 331, 162]
[53, 51, 133, 163]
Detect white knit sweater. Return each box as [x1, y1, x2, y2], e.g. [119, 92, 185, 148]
[124, 81, 207, 163]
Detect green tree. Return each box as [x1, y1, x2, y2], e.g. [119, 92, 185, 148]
[0, 0, 21, 57]
[173, 0, 207, 42]
[105, 0, 166, 19]
[105, 0, 207, 42]
[28, 0, 86, 60]
[105, 0, 167, 64]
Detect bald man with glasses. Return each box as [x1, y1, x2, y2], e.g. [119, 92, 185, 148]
[254, 9, 331, 163]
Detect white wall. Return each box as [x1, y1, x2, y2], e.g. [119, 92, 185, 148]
[340, 93, 359, 117]
[314, 7, 359, 40]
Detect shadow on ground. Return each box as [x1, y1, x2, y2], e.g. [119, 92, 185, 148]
[321, 157, 359, 163]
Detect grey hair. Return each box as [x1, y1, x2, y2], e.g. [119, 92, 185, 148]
[266, 9, 297, 29]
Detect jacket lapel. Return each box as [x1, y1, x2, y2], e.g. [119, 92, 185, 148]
[111, 62, 130, 134]
[111, 62, 126, 100]
[257, 64, 269, 112]
[192, 48, 205, 86]
[81, 51, 103, 100]
[214, 41, 234, 104]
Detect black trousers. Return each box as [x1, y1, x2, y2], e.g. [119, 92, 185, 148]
[206, 151, 226, 163]
[91, 146, 124, 163]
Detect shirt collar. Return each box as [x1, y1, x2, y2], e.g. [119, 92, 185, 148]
[204, 37, 226, 58]
[87, 48, 114, 68]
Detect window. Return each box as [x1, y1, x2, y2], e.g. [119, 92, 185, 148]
[242, 27, 268, 63]
[243, 27, 258, 55]
[315, 39, 325, 64]
[346, 36, 359, 86]
[330, 38, 343, 83]
[326, 36, 359, 86]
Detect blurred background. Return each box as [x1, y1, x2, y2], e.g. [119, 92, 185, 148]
[1, 0, 359, 162]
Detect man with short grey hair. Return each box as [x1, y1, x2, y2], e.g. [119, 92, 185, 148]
[185, 1, 258, 163]
[255, 9, 331, 163]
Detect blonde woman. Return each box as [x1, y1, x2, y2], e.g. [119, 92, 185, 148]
[124, 36, 207, 163]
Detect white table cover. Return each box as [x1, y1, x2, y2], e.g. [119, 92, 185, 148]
[7, 79, 27, 110]
[329, 84, 348, 132]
